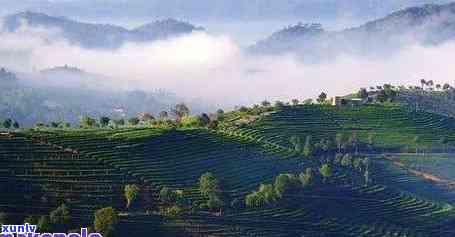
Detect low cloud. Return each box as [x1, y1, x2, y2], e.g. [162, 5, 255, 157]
[1, 24, 455, 109]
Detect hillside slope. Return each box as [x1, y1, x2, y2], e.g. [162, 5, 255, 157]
[251, 2, 455, 61]
[1, 115, 455, 236]
[2, 12, 204, 48]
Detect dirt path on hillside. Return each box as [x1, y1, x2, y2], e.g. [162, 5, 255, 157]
[383, 156, 455, 187]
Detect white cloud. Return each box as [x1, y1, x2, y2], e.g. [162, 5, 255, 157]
[1, 25, 455, 109]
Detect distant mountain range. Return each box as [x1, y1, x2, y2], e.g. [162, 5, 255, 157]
[251, 2, 455, 61]
[1, 0, 452, 21]
[2, 12, 204, 48]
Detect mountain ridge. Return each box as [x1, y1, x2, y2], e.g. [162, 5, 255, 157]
[251, 2, 455, 61]
[2, 11, 205, 48]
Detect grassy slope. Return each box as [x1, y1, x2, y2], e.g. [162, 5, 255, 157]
[2, 104, 455, 236]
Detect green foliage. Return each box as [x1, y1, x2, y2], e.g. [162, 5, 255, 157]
[80, 116, 97, 128]
[37, 216, 51, 233]
[159, 187, 176, 204]
[245, 183, 278, 208]
[317, 92, 327, 104]
[180, 115, 203, 128]
[289, 136, 303, 153]
[341, 154, 353, 167]
[2, 119, 12, 129]
[199, 172, 224, 211]
[319, 164, 332, 183]
[358, 88, 368, 99]
[100, 116, 110, 127]
[172, 103, 190, 120]
[50, 204, 71, 230]
[274, 173, 300, 198]
[299, 168, 314, 188]
[94, 207, 118, 237]
[303, 135, 313, 157]
[199, 172, 220, 198]
[128, 117, 140, 126]
[124, 184, 140, 209]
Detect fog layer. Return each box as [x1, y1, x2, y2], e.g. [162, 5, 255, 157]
[1, 23, 454, 108]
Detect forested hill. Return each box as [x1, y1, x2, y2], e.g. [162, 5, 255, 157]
[2, 12, 204, 48]
[251, 2, 455, 60]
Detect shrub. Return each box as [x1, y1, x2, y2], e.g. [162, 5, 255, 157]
[94, 207, 118, 237]
[124, 184, 140, 209]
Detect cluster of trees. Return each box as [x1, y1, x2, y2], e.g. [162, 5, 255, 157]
[357, 84, 398, 103]
[0, 118, 20, 130]
[245, 165, 330, 208]
[159, 187, 186, 217]
[289, 132, 371, 157]
[245, 153, 372, 209]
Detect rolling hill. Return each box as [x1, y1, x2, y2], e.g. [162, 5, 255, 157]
[250, 2, 455, 61]
[2, 103, 455, 236]
[2, 12, 204, 49]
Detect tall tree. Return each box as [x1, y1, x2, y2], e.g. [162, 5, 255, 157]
[100, 116, 110, 127]
[317, 92, 327, 104]
[319, 164, 332, 183]
[124, 184, 140, 209]
[171, 103, 190, 121]
[303, 135, 313, 157]
[94, 207, 118, 237]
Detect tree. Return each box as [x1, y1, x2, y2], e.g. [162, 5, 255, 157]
[216, 109, 225, 121]
[198, 113, 211, 127]
[358, 88, 368, 99]
[171, 103, 190, 121]
[427, 80, 434, 90]
[289, 136, 302, 153]
[299, 168, 314, 188]
[341, 154, 352, 167]
[94, 207, 118, 237]
[80, 116, 96, 128]
[113, 119, 125, 127]
[436, 84, 441, 91]
[367, 133, 375, 151]
[291, 99, 299, 106]
[100, 116, 110, 127]
[274, 174, 299, 198]
[303, 135, 313, 157]
[420, 79, 426, 89]
[159, 111, 169, 120]
[50, 204, 71, 230]
[443, 83, 451, 91]
[317, 92, 327, 104]
[2, 119, 12, 129]
[335, 133, 345, 152]
[199, 172, 220, 198]
[124, 184, 140, 209]
[261, 100, 271, 107]
[128, 117, 140, 126]
[159, 187, 177, 204]
[37, 216, 51, 233]
[319, 164, 332, 183]
[12, 121, 19, 129]
[274, 101, 285, 109]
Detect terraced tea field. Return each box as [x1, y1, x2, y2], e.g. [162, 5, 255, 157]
[2, 104, 455, 236]
[221, 104, 455, 152]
